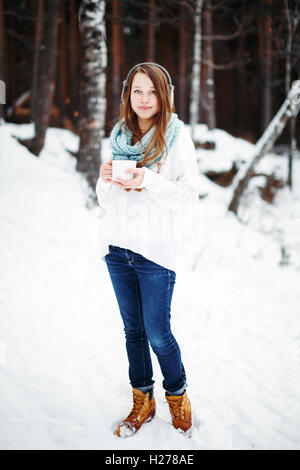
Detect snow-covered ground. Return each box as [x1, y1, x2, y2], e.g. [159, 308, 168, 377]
[0, 121, 299, 450]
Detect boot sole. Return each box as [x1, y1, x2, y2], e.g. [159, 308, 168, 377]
[114, 406, 156, 437]
[172, 407, 192, 433]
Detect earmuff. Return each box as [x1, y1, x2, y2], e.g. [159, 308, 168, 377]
[120, 62, 174, 106]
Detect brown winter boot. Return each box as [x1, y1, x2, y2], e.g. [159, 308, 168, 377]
[114, 388, 156, 437]
[165, 390, 192, 433]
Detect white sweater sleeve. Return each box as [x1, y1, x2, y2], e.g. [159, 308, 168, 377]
[95, 176, 112, 209]
[136, 126, 199, 212]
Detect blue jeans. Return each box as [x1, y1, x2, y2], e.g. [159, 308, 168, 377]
[104, 245, 187, 395]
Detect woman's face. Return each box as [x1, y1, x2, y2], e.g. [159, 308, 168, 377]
[130, 72, 159, 130]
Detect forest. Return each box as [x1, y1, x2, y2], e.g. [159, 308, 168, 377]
[0, 0, 300, 196]
[1, 1, 300, 451]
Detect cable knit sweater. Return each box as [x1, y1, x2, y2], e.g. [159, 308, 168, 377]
[95, 124, 199, 272]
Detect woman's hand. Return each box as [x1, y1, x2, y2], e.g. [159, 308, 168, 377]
[100, 159, 145, 189]
[114, 167, 145, 189]
[99, 158, 113, 183]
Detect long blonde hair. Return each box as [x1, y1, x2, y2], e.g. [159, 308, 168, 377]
[117, 64, 175, 192]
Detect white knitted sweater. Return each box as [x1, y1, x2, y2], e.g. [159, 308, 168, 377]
[95, 125, 199, 272]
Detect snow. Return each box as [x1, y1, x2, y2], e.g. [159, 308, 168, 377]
[0, 121, 300, 450]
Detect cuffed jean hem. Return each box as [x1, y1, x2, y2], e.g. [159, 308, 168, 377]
[135, 385, 154, 394]
[165, 382, 187, 396]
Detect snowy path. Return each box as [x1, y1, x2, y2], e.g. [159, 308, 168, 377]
[0, 124, 300, 450]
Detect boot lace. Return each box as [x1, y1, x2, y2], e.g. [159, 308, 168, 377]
[128, 391, 147, 420]
[168, 397, 185, 420]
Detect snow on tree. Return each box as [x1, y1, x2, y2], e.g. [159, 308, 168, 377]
[78, 0, 107, 199]
[189, 0, 203, 142]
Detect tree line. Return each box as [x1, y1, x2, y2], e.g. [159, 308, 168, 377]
[0, 0, 299, 209]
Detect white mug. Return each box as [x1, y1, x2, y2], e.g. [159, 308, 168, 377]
[112, 159, 137, 181]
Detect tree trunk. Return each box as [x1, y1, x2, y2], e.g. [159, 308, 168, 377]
[30, 0, 44, 123]
[258, 0, 273, 132]
[228, 80, 300, 215]
[264, 4, 273, 128]
[111, 0, 121, 122]
[67, 0, 79, 130]
[7, 9, 16, 120]
[59, 0, 67, 128]
[203, 0, 215, 130]
[288, 115, 297, 187]
[0, 0, 6, 118]
[31, 0, 60, 155]
[178, 0, 187, 120]
[77, 0, 107, 198]
[284, 0, 298, 189]
[189, 0, 203, 141]
[147, 0, 156, 61]
[235, 0, 247, 136]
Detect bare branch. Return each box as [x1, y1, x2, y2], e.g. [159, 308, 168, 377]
[201, 57, 249, 70]
[4, 28, 35, 51]
[201, 15, 242, 41]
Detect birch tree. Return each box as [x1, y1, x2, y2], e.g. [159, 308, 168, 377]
[189, 0, 242, 136]
[111, 0, 121, 122]
[78, 0, 107, 196]
[228, 80, 300, 215]
[189, 0, 203, 141]
[284, 0, 300, 189]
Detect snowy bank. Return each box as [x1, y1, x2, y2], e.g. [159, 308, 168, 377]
[0, 122, 299, 450]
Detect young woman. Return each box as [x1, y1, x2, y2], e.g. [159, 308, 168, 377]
[96, 62, 199, 437]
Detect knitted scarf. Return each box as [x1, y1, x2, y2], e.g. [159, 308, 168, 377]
[109, 112, 183, 168]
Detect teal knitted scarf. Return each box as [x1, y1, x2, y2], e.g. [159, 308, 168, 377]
[109, 112, 183, 168]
